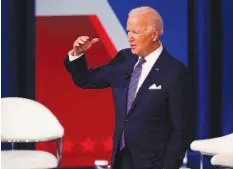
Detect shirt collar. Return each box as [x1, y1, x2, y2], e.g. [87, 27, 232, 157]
[138, 44, 163, 64]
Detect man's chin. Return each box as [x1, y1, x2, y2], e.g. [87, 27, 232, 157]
[130, 48, 138, 55]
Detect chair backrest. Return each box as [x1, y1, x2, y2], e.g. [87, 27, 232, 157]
[211, 153, 233, 168]
[1, 97, 64, 142]
[190, 133, 233, 155]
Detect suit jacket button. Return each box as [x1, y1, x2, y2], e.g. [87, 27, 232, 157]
[124, 120, 129, 124]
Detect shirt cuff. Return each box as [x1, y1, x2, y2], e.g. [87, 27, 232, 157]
[68, 49, 84, 61]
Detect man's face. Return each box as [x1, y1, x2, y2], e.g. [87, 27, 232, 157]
[126, 15, 154, 57]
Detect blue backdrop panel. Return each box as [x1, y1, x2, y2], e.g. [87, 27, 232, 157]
[108, 0, 188, 65]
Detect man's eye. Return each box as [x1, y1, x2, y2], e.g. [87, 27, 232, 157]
[127, 30, 139, 34]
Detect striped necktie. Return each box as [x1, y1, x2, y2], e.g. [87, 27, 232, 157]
[119, 57, 146, 151]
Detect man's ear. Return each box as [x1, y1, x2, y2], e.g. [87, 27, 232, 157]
[152, 29, 160, 42]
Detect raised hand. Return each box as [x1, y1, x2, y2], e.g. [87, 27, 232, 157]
[72, 36, 99, 56]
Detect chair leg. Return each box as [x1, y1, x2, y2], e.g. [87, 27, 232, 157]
[183, 151, 188, 166]
[11, 142, 15, 150]
[200, 153, 203, 169]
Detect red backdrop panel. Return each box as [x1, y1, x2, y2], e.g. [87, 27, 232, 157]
[36, 16, 117, 167]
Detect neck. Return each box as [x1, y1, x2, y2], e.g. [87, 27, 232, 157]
[141, 41, 161, 57]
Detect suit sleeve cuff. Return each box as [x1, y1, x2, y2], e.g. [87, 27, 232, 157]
[68, 49, 84, 61]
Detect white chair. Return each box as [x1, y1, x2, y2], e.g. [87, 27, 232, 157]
[211, 153, 233, 168]
[190, 133, 233, 169]
[1, 97, 64, 169]
[179, 151, 191, 169]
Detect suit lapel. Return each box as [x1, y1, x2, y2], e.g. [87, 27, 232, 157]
[127, 49, 168, 115]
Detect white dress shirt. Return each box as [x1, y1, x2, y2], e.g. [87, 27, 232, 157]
[133, 45, 163, 94]
[69, 45, 163, 94]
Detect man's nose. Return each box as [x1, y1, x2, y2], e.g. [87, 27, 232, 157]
[128, 34, 134, 42]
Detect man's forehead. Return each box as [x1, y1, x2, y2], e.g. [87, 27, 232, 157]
[127, 15, 146, 24]
[127, 16, 148, 27]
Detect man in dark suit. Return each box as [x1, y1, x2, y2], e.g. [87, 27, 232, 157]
[64, 6, 194, 169]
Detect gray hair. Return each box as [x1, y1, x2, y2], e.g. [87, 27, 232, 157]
[128, 6, 164, 35]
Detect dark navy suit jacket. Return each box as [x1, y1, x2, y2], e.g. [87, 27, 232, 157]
[64, 48, 195, 169]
